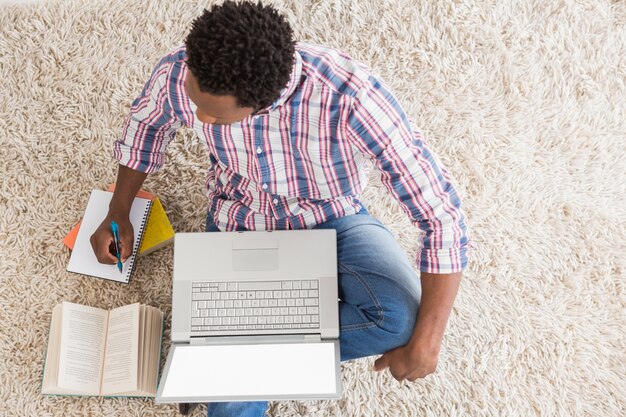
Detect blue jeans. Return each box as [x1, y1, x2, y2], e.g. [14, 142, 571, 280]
[205, 207, 422, 417]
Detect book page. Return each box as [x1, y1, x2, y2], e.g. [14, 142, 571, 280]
[101, 303, 140, 395]
[137, 305, 146, 393]
[153, 310, 164, 393]
[57, 302, 108, 395]
[145, 307, 155, 394]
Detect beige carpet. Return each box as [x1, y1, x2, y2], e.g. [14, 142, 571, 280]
[1, 0, 625, 415]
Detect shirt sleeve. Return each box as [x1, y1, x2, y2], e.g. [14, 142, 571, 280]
[346, 75, 473, 274]
[112, 61, 182, 173]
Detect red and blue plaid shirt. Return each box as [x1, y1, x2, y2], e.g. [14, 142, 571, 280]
[113, 42, 472, 273]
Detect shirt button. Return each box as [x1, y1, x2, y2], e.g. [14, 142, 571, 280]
[256, 147, 262, 154]
[262, 183, 268, 190]
[273, 199, 278, 204]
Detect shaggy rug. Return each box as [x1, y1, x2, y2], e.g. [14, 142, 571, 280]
[1, 0, 624, 416]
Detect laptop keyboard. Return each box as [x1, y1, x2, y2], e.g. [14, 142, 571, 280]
[190, 280, 320, 332]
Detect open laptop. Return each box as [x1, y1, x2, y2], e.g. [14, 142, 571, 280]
[156, 229, 342, 403]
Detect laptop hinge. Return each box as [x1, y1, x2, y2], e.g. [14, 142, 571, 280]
[189, 333, 321, 345]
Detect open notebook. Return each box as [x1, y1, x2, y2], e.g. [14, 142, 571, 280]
[63, 185, 175, 257]
[66, 190, 152, 284]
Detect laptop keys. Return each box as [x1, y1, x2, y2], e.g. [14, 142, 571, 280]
[191, 280, 321, 332]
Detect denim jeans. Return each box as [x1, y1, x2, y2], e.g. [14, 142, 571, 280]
[205, 207, 422, 417]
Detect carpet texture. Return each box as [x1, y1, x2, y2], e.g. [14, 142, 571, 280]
[1, 0, 625, 416]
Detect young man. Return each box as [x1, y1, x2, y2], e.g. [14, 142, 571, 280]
[91, 2, 472, 416]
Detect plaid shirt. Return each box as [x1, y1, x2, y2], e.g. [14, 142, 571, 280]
[113, 42, 472, 273]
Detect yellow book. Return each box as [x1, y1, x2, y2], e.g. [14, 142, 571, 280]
[138, 197, 175, 256]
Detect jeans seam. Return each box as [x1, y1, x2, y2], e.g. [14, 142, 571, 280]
[338, 261, 385, 329]
[341, 321, 378, 332]
[335, 220, 389, 237]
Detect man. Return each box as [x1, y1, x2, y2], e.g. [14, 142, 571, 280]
[90, 2, 472, 416]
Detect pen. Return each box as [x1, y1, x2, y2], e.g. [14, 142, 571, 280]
[110, 221, 123, 273]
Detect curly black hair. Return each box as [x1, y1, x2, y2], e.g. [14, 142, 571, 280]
[184, 1, 295, 110]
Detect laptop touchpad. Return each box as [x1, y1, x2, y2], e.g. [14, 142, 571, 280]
[232, 239, 279, 271]
[232, 249, 278, 271]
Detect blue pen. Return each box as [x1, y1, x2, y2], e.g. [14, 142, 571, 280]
[110, 221, 123, 273]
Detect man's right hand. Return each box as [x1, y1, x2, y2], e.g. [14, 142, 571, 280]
[92, 164, 149, 264]
[90, 213, 135, 264]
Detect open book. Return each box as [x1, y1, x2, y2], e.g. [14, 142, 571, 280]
[42, 302, 164, 397]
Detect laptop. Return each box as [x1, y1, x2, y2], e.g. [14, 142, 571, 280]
[156, 229, 342, 403]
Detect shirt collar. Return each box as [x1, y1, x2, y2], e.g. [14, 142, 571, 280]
[258, 51, 302, 113]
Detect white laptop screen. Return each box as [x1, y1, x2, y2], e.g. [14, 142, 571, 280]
[161, 342, 338, 399]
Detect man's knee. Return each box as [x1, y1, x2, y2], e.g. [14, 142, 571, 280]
[378, 289, 421, 347]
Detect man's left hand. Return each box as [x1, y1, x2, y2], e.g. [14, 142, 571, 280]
[373, 339, 440, 382]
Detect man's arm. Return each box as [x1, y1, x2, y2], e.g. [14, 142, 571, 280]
[345, 75, 471, 275]
[109, 165, 150, 215]
[91, 56, 182, 264]
[345, 74, 472, 380]
[411, 271, 462, 349]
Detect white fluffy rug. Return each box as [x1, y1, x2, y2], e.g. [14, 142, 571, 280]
[1, 0, 624, 416]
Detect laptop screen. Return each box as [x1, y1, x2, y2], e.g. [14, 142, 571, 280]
[158, 342, 339, 401]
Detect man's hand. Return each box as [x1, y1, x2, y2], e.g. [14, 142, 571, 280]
[373, 338, 440, 382]
[90, 213, 134, 264]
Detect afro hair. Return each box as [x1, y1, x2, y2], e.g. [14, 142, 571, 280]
[184, 1, 296, 110]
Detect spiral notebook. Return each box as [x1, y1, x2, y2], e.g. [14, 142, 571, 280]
[67, 190, 152, 284]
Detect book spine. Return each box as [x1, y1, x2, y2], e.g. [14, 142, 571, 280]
[40, 308, 55, 394]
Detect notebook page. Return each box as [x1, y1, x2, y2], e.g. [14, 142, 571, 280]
[67, 190, 151, 283]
